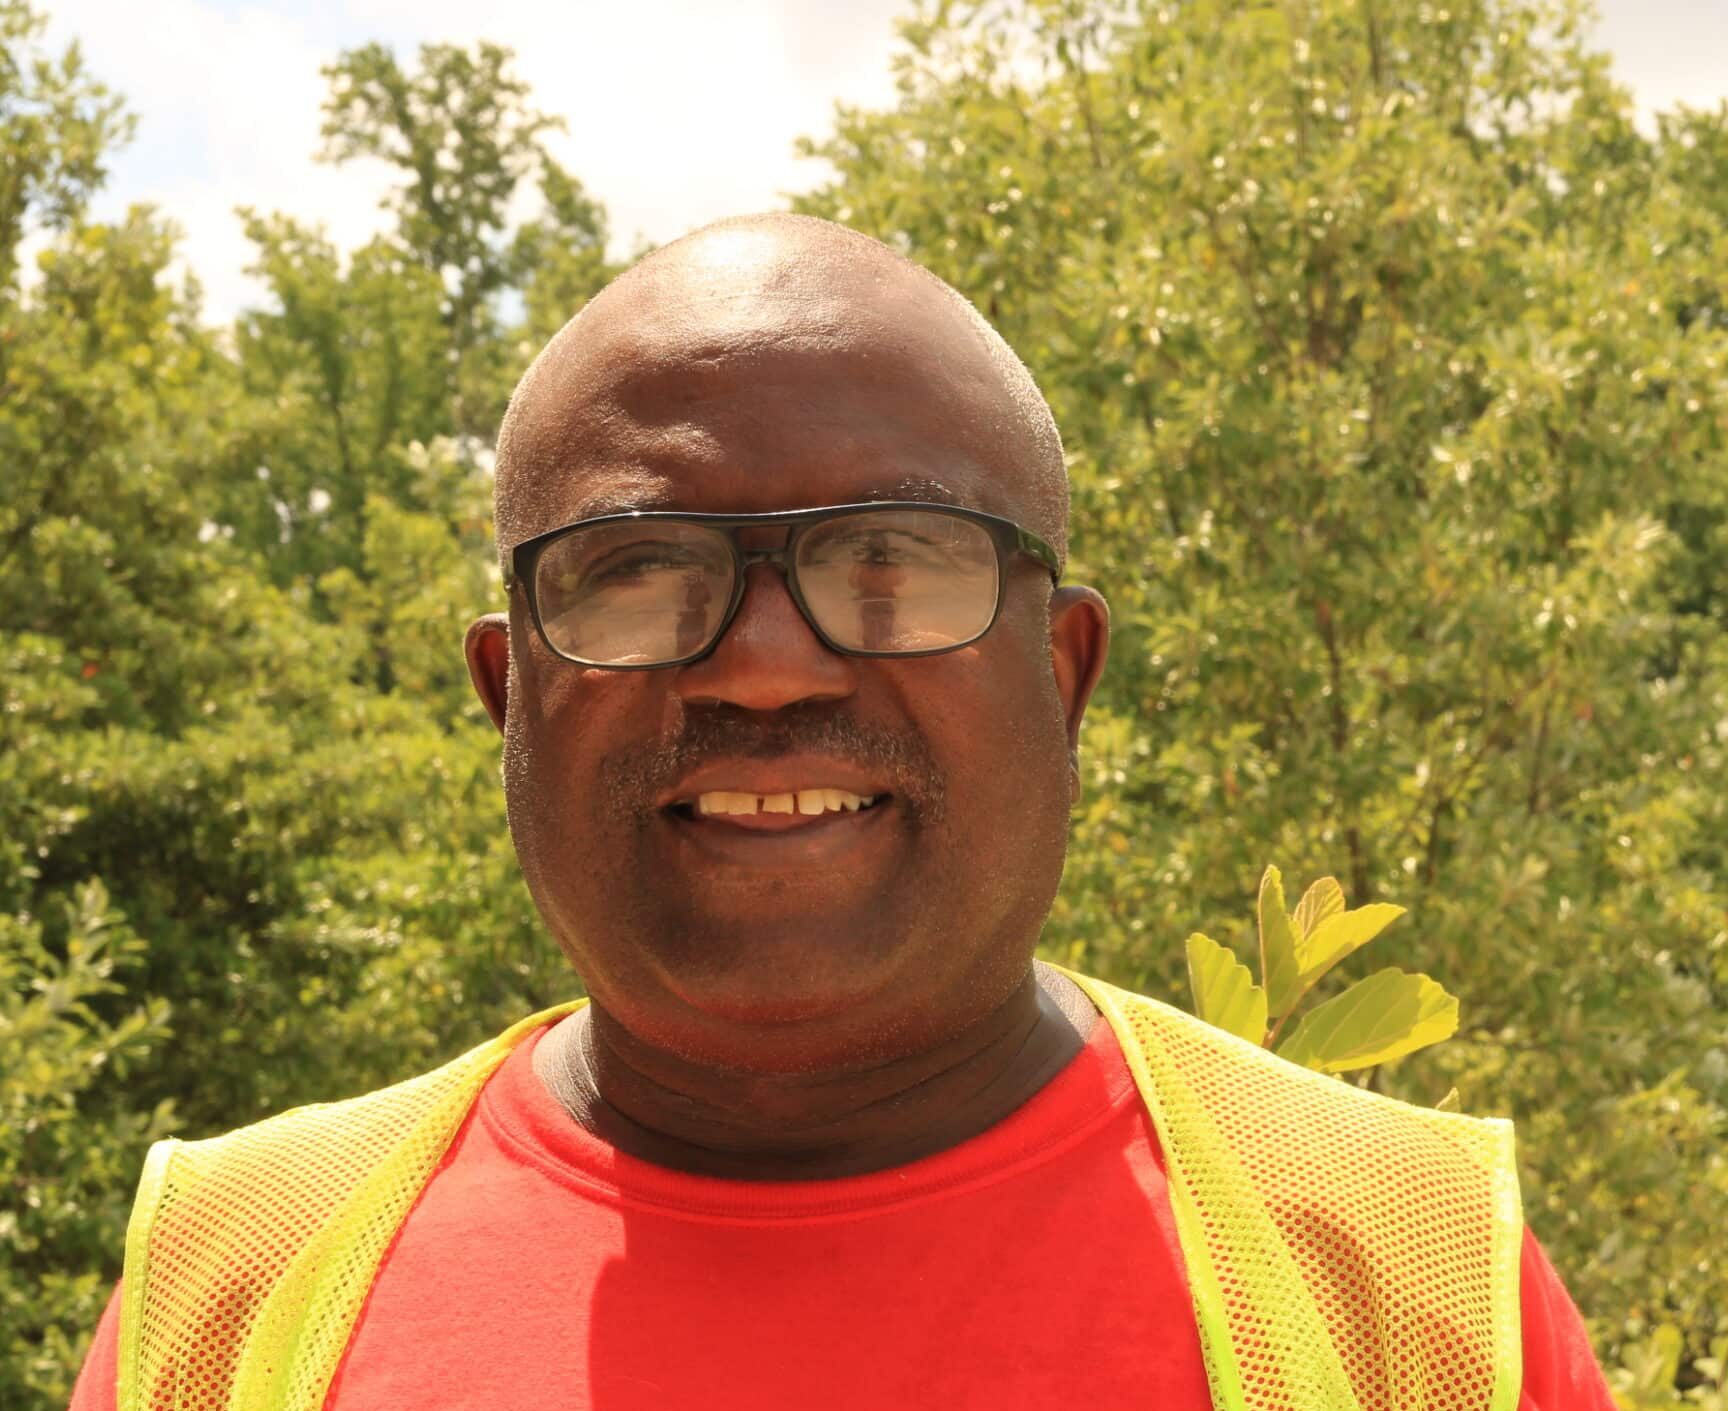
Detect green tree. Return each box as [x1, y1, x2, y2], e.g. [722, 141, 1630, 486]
[225, 38, 618, 680]
[0, 879, 172, 1406]
[0, 0, 130, 290]
[797, 0, 1728, 1397]
[0, 18, 600, 1406]
[317, 39, 612, 434]
[227, 214, 451, 586]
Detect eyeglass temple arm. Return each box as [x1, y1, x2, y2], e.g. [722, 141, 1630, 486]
[1016, 525, 1063, 584]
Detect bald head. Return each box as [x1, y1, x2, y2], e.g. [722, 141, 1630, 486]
[494, 213, 1068, 567]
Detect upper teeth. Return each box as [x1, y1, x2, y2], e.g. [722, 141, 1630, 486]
[695, 789, 876, 816]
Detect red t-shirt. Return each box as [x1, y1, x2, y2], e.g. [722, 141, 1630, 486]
[71, 1018, 1613, 1409]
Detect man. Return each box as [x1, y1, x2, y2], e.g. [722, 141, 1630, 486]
[70, 214, 1614, 1409]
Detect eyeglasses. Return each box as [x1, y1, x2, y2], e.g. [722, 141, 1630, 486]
[504, 501, 1062, 669]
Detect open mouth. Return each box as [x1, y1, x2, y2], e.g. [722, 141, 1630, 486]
[668, 789, 890, 824]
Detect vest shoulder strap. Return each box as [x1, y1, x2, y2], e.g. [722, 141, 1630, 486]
[1061, 967, 1524, 1411]
[117, 1000, 584, 1411]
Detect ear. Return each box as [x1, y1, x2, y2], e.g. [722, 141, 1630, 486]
[1048, 586, 1110, 806]
[465, 614, 511, 735]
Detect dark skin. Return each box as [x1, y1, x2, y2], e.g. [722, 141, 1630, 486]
[530, 963, 1101, 1179]
[465, 217, 1110, 1179]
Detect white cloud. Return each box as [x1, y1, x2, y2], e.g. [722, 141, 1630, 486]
[30, 0, 1728, 327]
[41, 0, 405, 315]
[342, 0, 904, 249]
[38, 0, 904, 322]
[1587, 0, 1728, 124]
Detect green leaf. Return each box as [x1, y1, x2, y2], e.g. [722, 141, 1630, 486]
[1294, 903, 1408, 988]
[1257, 865, 1302, 1018]
[1613, 1324, 1685, 1401]
[1290, 875, 1344, 940]
[1185, 931, 1268, 1044]
[1274, 968, 1459, 1074]
[1435, 1087, 1462, 1113]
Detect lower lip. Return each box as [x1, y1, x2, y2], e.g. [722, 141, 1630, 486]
[660, 799, 895, 866]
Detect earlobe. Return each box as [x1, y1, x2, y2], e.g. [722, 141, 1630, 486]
[1048, 586, 1110, 804]
[464, 614, 511, 735]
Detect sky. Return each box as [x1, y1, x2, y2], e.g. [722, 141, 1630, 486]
[33, 0, 1728, 326]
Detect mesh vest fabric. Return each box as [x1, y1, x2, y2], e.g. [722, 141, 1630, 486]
[116, 1002, 584, 1411]
[1058, 968, 1523, 1411]
[116, 975, 1522, 1411]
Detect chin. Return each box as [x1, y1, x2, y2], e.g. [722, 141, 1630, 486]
[656, 920, 911, 1025]
[547, 846, 1049, 1071]
[570, 920, 946, 1073]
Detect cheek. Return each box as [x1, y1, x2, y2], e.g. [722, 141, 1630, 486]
[500, 651, 647, 899]
[983, 595, 1071, 761]
[906, 615, 1074, 850]
[505, 623, 647, 778]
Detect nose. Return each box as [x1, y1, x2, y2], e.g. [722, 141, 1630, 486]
[674, 562, 859, 711]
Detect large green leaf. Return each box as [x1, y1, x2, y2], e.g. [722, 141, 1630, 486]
[1290, 876, 1345, 940]
[1257, 865, 1302, 1018]
[1294, 903, 1408, 988]
[1185, 931, 1268, 1045]
[1274, 969, 1459, 1075]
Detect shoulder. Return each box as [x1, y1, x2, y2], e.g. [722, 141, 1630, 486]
[1069, 969, 1528, 1403]
[123, 1003, 585, 1294]
[117, 1003, 582, 1408]
[1066, 967, 1522, 1279]
[1073, 967, 1515, 1152]
[139, 1001, 585, 1200]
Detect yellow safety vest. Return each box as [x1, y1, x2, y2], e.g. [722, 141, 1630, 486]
[116, 969, 1523, 1411]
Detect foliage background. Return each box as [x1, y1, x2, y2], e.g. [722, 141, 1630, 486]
[2, 0, 1723, 1405]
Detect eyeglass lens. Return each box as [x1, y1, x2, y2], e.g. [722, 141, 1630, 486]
[532, 509, 1001, 666]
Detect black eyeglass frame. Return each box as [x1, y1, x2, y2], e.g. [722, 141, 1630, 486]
[504, 500, 1063, 670]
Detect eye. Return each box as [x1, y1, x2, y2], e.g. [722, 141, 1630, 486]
[585, 542, 714, 582]
[834, 529, 944, 567]
[855, 534, 898, 565]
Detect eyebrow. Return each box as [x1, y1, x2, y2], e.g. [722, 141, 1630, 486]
[576, 474, 963, 519]
[568, 473, 679, 519]
[860, 476, 961, 506]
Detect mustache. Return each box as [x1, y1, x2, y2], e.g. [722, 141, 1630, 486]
[599, 704, 945, 822]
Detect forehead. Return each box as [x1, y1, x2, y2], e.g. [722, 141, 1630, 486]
[500, 261, 1040, 540]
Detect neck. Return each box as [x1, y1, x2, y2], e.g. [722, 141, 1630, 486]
[533, 961, 1098, 1180]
